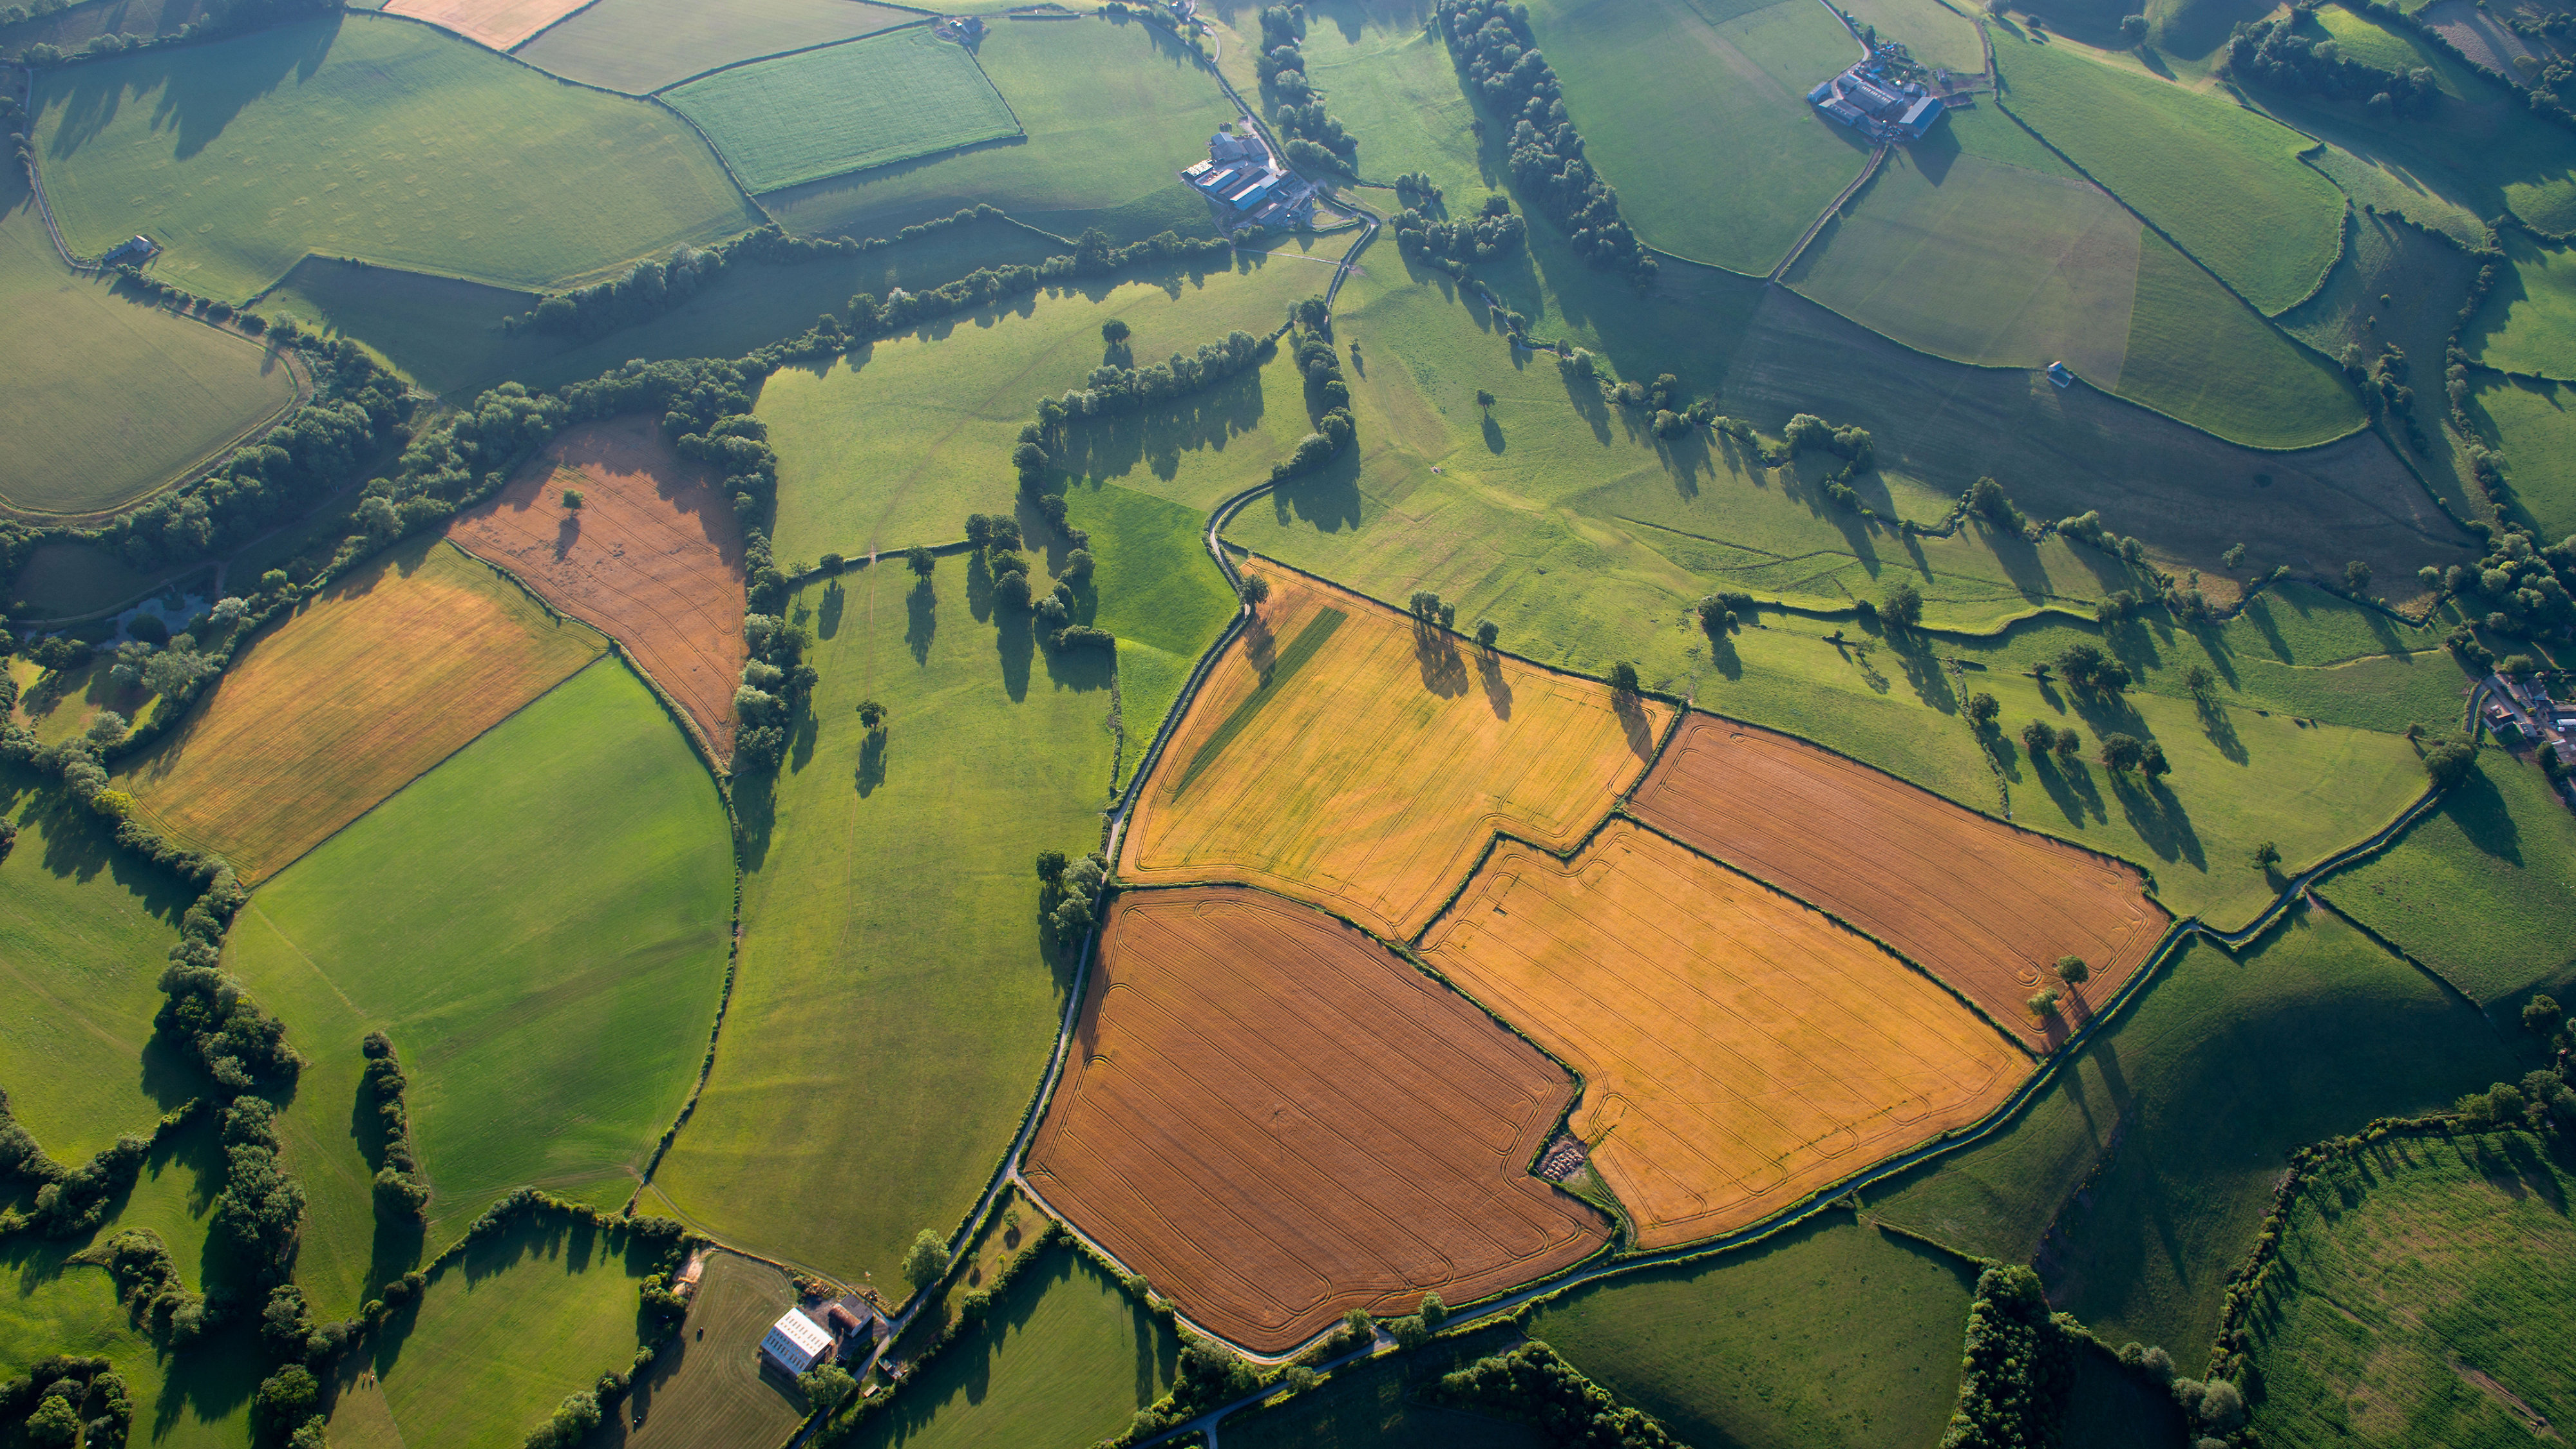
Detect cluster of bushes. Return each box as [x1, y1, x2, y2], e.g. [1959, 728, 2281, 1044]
[1394, 171, 1445, 210]
[2225, 14, 2438, 116]
[212, 1096, 305, 1285]
[1423, 1341, 1681, 1448]
[361, 1032, 430, 1218]
[1254, 5, 1361, 171]
[1396, 196, 1528, 265]
[9, 0, 335, 66]
[1693, 591, 1758, 636]
[510, 245, 727, 339]
[1031, 328, 1267, 429]
[2041, 641, 2132, 697]
[1036, 850, 1107, 945]
[733, 610, 816, 772]
[0, 1097, 196, 1240]
[1435, 0, 1656, 285]
[1271, 305, 1357, 484]
[2430, 525, 2576, 639]
[1938, 1265, 2079, 1448]
[2056, 509, 2154, 569]
[99, 1228, 209, 1347]
[1, 1357, 129, 1449]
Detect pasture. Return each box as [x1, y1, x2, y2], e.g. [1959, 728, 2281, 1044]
[2321, 753, 2576, 1005]
[1871, 908, 2524, 1355]
[118, 537, 607, 882]
[843, 1247, 1179, 1449]
[327, 1213, 656, 1449]
[1023, 887, 1610, 1353]
[1522, 0, 1870, 274]
[665, 26, 1019, 194]
[1199, 2, 1488, 209]
[0, 169, 298, 520]
[0, 766, 194, 1162]
[31, 14, 762, 301]
[2115, 230, 2361, 449]
[516, 0, 921, 93]
[447, 415, 748, 755]
[222, 659, 732, 1316]
[1842, 0, 1985, 70]
[593, 1252, 808, 1449]
[757, 248, 1323, 563]
[1633, 713, 2171, 1046]
[2468, 374, 2576, 541]
[2467, 231, 2576, 381]
[1119, 565, 1670, 941]
[1994, 28, 2345, 314]
[382, 0, 590, 49]
[0, 1248, 260, 1449]
[1059, 482, 1240, 763]
[645, 558, 1115, 1292]
[1528, 1216, 1978, 1449]
[1419, 822, 2027, 1249]
[763, 15, 1238, 244]
[2242, 1130, 2576, 1449]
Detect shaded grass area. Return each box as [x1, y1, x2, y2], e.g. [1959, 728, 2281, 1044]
[665, 26, 1018, 194]
[2466, 372, 2576, 541]
[646, 559, 1113, 1289]
[513, 0, 920, 94]
[0, 0, 213, 62]
[766, 15, 1236, 245]
[2321, 752, 2576, 1005]
[2242, 1130, 2576, 1449]
[0, 1239, 263, 1449]
[1871, 909, 2528, 1356]
[2115, 228, 2362, 449]
[32, 13, 762, 301]
[1224, 1332, 1544, 1449]
[2468, 229, 2576, 381]
[1529, 1216, 1976, 1449]
[3, 542, 193, 620]
[223, 659, 732, 1317]
[1059, 481, 1240, 759]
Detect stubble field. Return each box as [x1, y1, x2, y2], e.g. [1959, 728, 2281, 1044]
[1118, 565, 1671, 940]
[447, 415, 748, 756]
[1631, 713, 2172, 1047]
[381, 0, 591, 49]
[1419, 822, 2027, 1249]
[1023, 887, 1611, 1353]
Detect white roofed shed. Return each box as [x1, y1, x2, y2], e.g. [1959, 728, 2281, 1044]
[761, 1311, 835, 1375]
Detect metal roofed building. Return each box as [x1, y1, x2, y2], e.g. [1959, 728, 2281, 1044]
[760, 1311, 835, 1376]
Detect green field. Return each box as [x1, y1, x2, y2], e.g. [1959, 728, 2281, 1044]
[1059, 482, 1240, 768]
[0, 765, 199, 1163]
[515, 0, 921, 94]
[589, 1253, 808, 1449]
[256, 213, 1071, 400]
[1842, 0, 1986, 70]
[2243, 1130, 2576, 1449]
[1204, 3, 1489, 213]
[1522, 0, 1870, 275]
[645, 558, 1115, 1290]
[2116, 229, 2362, 448]
[2322, 753, 2576, 1005]
[32, 13, 763, 301]
[327, 1213, 655, 1449]
[1995, 28, 2345, 314]
[0, 168, 297, 518]
[2470, 373, 2576, 540]
[766, 15, 1238, 244]
[665, 26, 1019, 194]
[1873, 909, 2526, 1356]
[0, 1240, 262, 1449]
[1528, 1217, 1976, 1449]
[2467, 230, 2576, 381]
[222, 659, 733, 1316]
[844, 1247, 1177, 1449]
[759, 247, 1323, 562]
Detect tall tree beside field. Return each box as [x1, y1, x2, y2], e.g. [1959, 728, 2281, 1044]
[908, 545, 936, 578]
[902, 1229, 950, 1294]
[1240, 574, 1271, 612]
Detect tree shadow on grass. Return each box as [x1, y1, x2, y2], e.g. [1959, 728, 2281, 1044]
[1271, 449, 1363, 534]
[856, 729, 887, 799]
[906, 577, 938, 665]
[2443, 763, 2523, 867]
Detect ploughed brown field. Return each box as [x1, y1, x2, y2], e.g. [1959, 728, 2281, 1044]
[448, 415, 748, 756]
[1421, 821, 2028, 1249]
[1119, 564, 1671, 938]
[1023, 887, 1611, 1353]
[1630, 713, 2172, 1048]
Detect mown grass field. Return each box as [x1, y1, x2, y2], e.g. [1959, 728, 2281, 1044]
[223, 659, 732, 1316]
[667, 26, 1018, 194]
[646, 558, 1114, 1290]
[1995, 28, 2345, 314]
[0, 766, 196, 1163]
[1873, 909, 2528, 1356]
[515, 0, 919, 93]
[2242, 1130, 2576, 1449]
[0, 1242, 261, 1449]
[592, 1252, 807, 1449]
[2116, 229, 2362, 448]
[32, 14, 762, 301]
[841, 1247, 1177, 1449]
[256, 214, 1069, 401]
[1059, 481, 1238, 769]
[2321, 752, 2576, 1005]
[2468, 373, 2576, 541]
[766, 15, 1237, 244]
[1529, 1217, 1977, 1449]
[327, 1213, 654, 1449]
[2467, 230, 2576, 381]
[0, 168, 297, 518]
[1523, 0, 1869, 274]
[759, 248, 1322, 562]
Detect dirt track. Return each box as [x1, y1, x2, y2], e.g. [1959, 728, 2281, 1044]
[448, 416, 747, 757]
[1631, 713, 2171, 1048]
[1023, 887, 1610, 1353]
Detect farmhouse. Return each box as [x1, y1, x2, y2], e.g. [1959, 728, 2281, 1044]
[1179, 128, 1317, 230]
[1808, 55, 1946, 140]
[758, 1310, 835, 1376]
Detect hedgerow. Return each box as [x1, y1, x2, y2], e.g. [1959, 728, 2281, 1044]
[1938, 1265, 2078, 1449]
[1420, 1340, 1683, 1448]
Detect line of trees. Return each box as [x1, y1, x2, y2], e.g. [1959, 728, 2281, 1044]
[1394, 193, 1528, 263]
[1272, 304, 1357, 483]
[1435, 0, 1657, 285]
[1255, 5, 1361, 171]
[361, 1032, 430, 1219]
[2225, 14, 2438, 117]
[1424, 1341, 1683, 1448]
[99, 1228, 207, 1349]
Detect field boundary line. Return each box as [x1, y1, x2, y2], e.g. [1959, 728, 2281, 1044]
[643, 15, 936, 93]
[502, 0, 609, 53]
[2302, 892, 2494, 1024]
[1769, 140, 1889, 283]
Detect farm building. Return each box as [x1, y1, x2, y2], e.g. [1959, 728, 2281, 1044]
[1808, 60, 1946, 140]
[100, 235, 157, 266]
[759, 1310, 835, 1376]
[1179, 128, 1317, 230]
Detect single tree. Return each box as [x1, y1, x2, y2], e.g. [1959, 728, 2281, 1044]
[2520, 992, 2561, 1038]
[1240, 573, 1272, 612]
[2249, 840, 2282, 871]
[800, 1364, 857, 1413]
[1344, 1308, 1376, 1342]
[2119, 12, 2148, 44]
[1419, 1290, 1447, 1327]
[2345, 560, 2373, 593]
[1965, 692, 2000, 729]
[562, 488, 584, 511]
[907, 544, 936, 578]
[857, 699, 887, 732]
[1475, 617, 1499, 650]
[2053, 954, 2090, 985]
[1102, 318, 1131, 345]
[2182, 664, 2217, 699]
[819, 551, 845, 575]
[1609, 661, 1642, 695]
[902, 1229, 951, 1294]
[2025, 986, 2061, 1018]
[2022, 719, 2057, 755]
[2423, 737, 2477, 790]
[1880, 578, 1924, 629]
[2052, 728, 2083, 761]
[2099, 732, 2146, 773]
[2139, 741, 2170, 780]
[1475, 388, 1496, 411]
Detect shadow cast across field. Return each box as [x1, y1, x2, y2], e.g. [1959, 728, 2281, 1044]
[39, 11, 341, 163]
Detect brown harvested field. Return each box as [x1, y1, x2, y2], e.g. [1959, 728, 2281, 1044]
[1023, 887, 1611, 1353]
[1119, 563, 1672, 939]
[1630, 712, 2172, 1049]
[382, 0, 591, 48]
[448, 415, 747, 756]
[118, 538, 605, 881]
[1419, 820, 2029, 1250]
